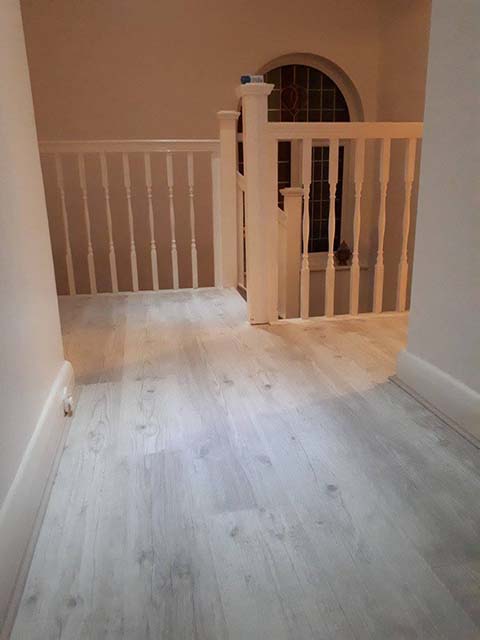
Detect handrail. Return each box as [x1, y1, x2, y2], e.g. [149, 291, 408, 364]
[236, 171, 246, 192]
[39, 139, 220, 154]
[266, 121, 423, 141]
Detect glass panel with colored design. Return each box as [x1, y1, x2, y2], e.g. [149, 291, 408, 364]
[264, 64, 350, 252]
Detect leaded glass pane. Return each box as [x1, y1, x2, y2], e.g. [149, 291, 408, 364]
[264, 64, 350, 251]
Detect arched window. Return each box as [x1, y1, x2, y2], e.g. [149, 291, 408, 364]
[267, 64, 350, 253]
[238, 59, 359, 254]
[265, 64, 350, 123]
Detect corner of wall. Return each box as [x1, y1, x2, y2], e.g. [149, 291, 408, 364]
[0, 360, 74, 638]
[396, 348, 480, 442]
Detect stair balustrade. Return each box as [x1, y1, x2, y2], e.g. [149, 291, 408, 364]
[236, 82, 424, 323]
[39, 89, 423, 324]
[39, 130, 239, 294]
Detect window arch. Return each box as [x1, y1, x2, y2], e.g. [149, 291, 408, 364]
[238, 55, 362, 253]
[265, 64, 350, 123]
[258, 52, 364, 122]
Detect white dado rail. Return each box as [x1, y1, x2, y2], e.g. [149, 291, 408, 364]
[39, 114, 240, 295]
[236, 82, 424, 324]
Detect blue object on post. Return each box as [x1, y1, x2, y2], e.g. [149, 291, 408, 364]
[240, 75, 265, 84]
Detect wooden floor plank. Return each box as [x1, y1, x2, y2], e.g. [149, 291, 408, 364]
[11, 289, 480, 639]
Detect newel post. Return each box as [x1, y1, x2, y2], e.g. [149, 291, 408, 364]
[280, 187, 303, 318]
[215, 110, 240, 288]
[236, 82, 276, 324]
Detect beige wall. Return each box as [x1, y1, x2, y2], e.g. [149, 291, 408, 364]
[0, 0, 69, 629]
[378, 0, 432, 122]
[401, 0, 480, 388]
[21, 0, 382, 295]
[397, 0, 480, 434]
[376, 0, 432, 311]
[21, 0, 431, 307]
[21, 0, 383, 140]
[0, 0, 64, 522]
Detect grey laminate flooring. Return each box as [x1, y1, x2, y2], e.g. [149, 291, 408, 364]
[11, 289, 480, 639]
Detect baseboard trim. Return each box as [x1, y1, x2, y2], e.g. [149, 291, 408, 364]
[396, 349, 480, 444]
[0, 360, 74, 639]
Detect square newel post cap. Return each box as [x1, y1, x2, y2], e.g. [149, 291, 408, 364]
[280, 187, 304, 198]
[235, 83, 274, 99]
[217, 110, 240, 122]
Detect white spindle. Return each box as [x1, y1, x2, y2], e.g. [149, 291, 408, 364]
[54, 154, 76, 295]
[236, 185, 245, 288]
[278, 208, 287, 319]
[187, 152, 199, 288]
[325, 139, 339, 317]
[373, 138, 391, 313]
[396, 138, 417, 311]
[144, 152, 159, 291]
[300, 139, 312, 319]
[166, 152, 179, 289]
[122, 153, 139, 291]
[78, 154, 97, 294]
[349, 138, 365, 315]
[99, 153, 118, 293]
[241, 191, 246, 289]
[280, 187, 303, 319]
[210, 151, 222, 287]
[217, 110, 241, 288]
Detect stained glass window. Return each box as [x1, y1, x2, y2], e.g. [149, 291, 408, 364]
[266, 64, 349, 252]
[310, 146, 344, 253]
[238, 64, 350, 253]
[265, 65, 349, 124]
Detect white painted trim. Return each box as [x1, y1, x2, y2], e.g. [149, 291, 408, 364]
[236, 82, 276, 324]
[236, 83, 275, 98]
[57, 286, 226, 299]
[217, 110, 240, 288]
[272, 310, 408, 325]
[267, 121, 423, 141]
[0, 361, 74, 638]
[210, 152, 223, 287]
[390, 376, 480, 450]
[256, 52, 365, 122]
[396, 349, 480, 441]
[39, 139, 219, 154]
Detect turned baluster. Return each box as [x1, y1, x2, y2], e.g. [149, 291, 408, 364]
[166, 152, 179, 290]
[373, 138, 391, 313]
[300, 139, 312, 320]
[144, 152, 159, 290]
[54, 153, 76, 295]
[122, 153, 139, 291]
[396, 138, 417, 311]
[236, 184, 245, 288]
[349, 138, 365, 315]
[325, 139, 339, 317]
[187, 152, 199, 288]
[78, 153, 97, 294]
[99, 152, 118, 293]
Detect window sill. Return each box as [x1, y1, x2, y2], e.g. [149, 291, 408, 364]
[308, 252, 369, 272]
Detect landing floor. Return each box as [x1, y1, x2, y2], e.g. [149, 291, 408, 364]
[11, 289, 480, 639]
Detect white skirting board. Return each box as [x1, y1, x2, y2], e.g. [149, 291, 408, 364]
[396, 349, 480, 443]
[0, 360, 74, 639]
